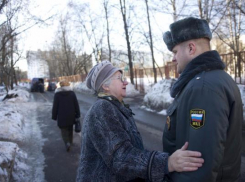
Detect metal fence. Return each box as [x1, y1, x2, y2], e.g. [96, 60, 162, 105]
[54, 74, 87, 83]
[220, 51, 245, 84]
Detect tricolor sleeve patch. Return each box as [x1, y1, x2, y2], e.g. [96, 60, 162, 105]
[190, 109, 205, 129]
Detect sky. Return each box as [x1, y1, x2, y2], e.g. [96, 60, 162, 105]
[17, 0, 72, 71]
[16, 0, 102, 72]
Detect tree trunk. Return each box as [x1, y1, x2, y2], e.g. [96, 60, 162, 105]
[10, 36, 14, 90]
[198, 0, 203, 18]
[172, 0, 177, 21]
[104, 0, 112, 62]
[119, 0, 134, 84]
[145, 0, 157, 83]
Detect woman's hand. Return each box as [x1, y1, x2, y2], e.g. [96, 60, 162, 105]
[168, 142, 204, 172]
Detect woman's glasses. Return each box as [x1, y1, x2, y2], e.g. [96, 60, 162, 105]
[111, 75, 127, 82]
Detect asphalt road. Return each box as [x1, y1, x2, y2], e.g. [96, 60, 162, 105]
[30, 90, 245, 182]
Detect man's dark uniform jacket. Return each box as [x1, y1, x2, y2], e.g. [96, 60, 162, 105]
[162, 50, 243, 182]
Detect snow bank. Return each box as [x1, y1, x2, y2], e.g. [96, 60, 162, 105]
[5, 88, 30, 103]
[12, 146, 31, 182]
[0, 104, 24, 142]
[72, 82, 93, 94]
[143, 79, 175, 111]
[0, 88, 29, 142]
[0, 88, 40, 182]
[0, 141, 18, 182]
[126, 83, 140, 97]
[0, 141, 30, 182]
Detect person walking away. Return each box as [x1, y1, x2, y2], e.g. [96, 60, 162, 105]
[52, 80, 80, 152]
[162, 17, 243, 182]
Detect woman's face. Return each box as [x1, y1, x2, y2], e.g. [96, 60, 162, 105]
[106, 71, 128, 101]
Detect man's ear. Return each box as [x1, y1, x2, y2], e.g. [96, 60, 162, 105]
[188, 42, 196, 55]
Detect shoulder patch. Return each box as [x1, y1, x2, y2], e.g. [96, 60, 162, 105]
[190, 109, 205, 129]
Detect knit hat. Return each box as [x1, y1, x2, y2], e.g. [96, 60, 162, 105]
[86, 61, 122, 92]
[163, 17, 212, 51]
[59, 80, 70, 87]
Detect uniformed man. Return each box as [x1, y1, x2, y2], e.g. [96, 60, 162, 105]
[162, 17, 243, 182]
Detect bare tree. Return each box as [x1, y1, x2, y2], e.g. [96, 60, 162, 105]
[69, 2, 105, 63]
[198, 0, 214, 21]
[0, 0, 8, 13]
[144, 0, 157, 83]
[234, 0, 245, 15]
[213, 0, 244, 83]
[197, 0, 231, 35]
[103, 0, 112, 62]
[119, 0, 134, 84]
[0, 0, 54, 91]
[59, 16, 74, 75]
[156, 0, 188, 21]
[42, 14, 93, 79]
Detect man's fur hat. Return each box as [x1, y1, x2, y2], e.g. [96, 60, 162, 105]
[163, 17, 212, 51]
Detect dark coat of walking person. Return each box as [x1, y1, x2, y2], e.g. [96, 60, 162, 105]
[52, 80, 80, 152]
[76, 61, 204, 182]
[162, 17, 243, 182]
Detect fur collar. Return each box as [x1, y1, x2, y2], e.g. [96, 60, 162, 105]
[55, 86, 72, 93]
[170, 50, 225, 98]
[98, 94, 134, 118]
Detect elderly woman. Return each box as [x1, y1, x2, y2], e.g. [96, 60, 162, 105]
[52, 80, 80, 152]
[76, 61, 204, 182]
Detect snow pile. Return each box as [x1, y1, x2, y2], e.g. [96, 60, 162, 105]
[0, 88, 29, 142]
[0, 88, 42, 182]
[0, 104, 24, 142]
[143, 79, 175, 111]
[5, 87, 30, 103]
[0, 93, 5, 102]
[72, 81, 93, 94]
[126, 83, 140, 97]
[0, 141, 30, 182]
[11, 147, 31, 182]
[0, 142, 18, 181]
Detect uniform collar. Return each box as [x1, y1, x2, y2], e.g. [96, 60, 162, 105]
[170, 50, 225, 98]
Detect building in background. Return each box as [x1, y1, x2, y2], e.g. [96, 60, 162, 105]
[27, 50, 50, 79]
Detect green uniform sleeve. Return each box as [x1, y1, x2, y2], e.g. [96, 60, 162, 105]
[172, 86, 230, 182]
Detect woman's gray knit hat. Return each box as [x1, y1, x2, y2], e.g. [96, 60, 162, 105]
[86, 61, 122, 92]
[163, 17, 212, 51]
